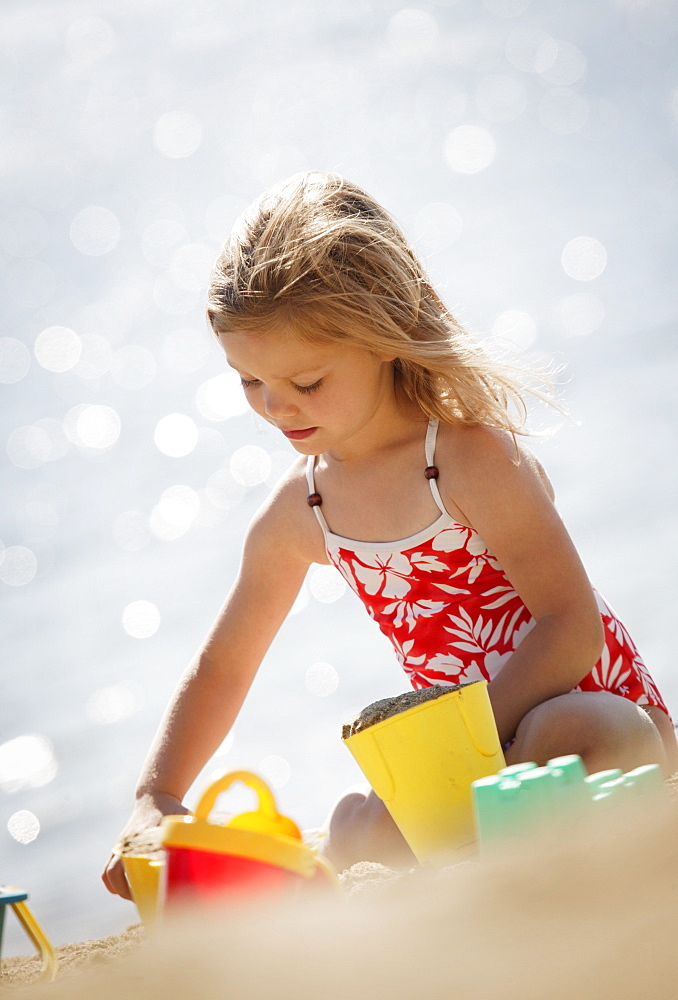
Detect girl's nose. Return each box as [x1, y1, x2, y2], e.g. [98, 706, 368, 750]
[263, 388, 298, 420]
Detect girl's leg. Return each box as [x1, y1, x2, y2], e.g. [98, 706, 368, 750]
[644, 705, 678, 776]
[505, 691, 669, 775]
[320, 786, 415, 873]
[322, 691, 674, 872]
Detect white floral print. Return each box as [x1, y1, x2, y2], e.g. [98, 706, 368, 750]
[327, 519, 668, 716]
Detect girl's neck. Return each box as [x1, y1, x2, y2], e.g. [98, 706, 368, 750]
[324, 396, 428, 466]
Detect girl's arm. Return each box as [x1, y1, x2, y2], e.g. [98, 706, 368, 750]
[102, 474, 316, 898]
[443, 425, 605, 745]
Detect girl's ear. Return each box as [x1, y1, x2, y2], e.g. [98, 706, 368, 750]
[377, 352, 398, 363]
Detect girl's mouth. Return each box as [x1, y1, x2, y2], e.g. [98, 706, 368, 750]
[282, 427, 317, 440]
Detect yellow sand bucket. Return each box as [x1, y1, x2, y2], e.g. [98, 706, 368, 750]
[343, 680, 505, 863]
[116, 853, 164, 927]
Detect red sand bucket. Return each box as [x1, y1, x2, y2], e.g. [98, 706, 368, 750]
[161, 770, 333, 906]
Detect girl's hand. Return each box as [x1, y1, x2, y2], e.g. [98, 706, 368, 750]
[101, 792, 189, 900]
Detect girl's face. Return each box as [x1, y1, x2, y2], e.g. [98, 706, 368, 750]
[220, 325, 396, 457]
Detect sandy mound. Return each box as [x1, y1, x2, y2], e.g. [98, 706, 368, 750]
[342, 684, 464, 738]
[5, 776, 677, 994]
[4, 797, 678, 1000]
[0, 923, 145, 988]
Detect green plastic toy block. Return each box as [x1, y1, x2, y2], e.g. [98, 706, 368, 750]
[471, 755, 665, 850]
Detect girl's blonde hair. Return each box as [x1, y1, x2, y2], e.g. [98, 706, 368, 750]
[207, 171, 547, 434]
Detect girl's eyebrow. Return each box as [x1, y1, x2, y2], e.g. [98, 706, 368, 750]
[227, 361, 325, 380]
[281, 367, 324, 380]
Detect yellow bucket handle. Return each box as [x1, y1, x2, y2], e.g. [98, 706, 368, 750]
[195, 770, 279, 822]
[192, 770, 303, 840]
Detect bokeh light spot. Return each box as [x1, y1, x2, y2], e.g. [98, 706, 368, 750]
[0, 338, 31, 383]
[34, 325, 82, 373]
[305, 661, 339, 697]
[229, 445, 272, 487]
[66, 16, 117, 65]
[557, 292, 605, 337]
[154, 413, 199, 457]
[491, 310, 538, 351]
[444, 124, 496, 174]
[387, 9, 439, 57]
[21, 418, 69, 465]
[196, 371, 250, 421]
[69, 206, 121, 256]
[205, 468, 246, 511]
[64, 404, 121, 450]
[0, 546, 37, 586]
[0, 735, 57, 793]
[309, 565, 346, 604]
[264, 450, 296, 489]
[150, 484, 201, 540]
[87, 683, 145, 724]
[122, 600, 161, 638]
[506, 27, 558, 72]
[153, 111, 202, 159]
[538, 41, 587, 86]
[73, 334, 113, 379]
[8, 810, 40, 844]
[561, 237, 607, 281]
[289, 584, 310, 616]
[259, 755, 291, 790]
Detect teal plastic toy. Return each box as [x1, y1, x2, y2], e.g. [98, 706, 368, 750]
[472, 755, 665, 850]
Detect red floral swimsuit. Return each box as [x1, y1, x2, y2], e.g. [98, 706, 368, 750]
[306, 420, 668, 714]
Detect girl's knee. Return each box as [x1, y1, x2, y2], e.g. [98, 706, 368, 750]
[322, 788, 414, 872]
[509, 692, 666, 774]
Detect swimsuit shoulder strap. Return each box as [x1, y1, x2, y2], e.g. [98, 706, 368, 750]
[425, 418, 448, 516]
[305, 455, 332, 537]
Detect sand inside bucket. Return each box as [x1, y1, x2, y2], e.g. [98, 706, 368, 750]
[342, 683, 467, 740]
[115, 827, 165, 860]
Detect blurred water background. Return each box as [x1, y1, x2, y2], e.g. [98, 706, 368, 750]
[1, 0, 677, 955]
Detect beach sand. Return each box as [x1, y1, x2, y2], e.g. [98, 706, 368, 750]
[0, 860, 412, 989]
[4, 786, 678, 999]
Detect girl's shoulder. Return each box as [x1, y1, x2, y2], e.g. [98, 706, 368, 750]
[436, 421, 555, 503]
[246, 453, 330, 565]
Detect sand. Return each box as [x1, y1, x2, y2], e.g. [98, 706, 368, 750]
[0, 923, 146, 988]
[4, 795, 678, 1000]
[0, 861, 409, 988]
[4, 775, 678, 994]
[342, 683, 464, 739]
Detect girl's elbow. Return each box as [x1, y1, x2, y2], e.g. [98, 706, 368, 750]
[578, 607, 605, 672]
[591, 614, 606, 661]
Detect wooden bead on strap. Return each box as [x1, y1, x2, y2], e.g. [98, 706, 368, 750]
[307, 492, 322, 507]
[424, 465, 439, 480]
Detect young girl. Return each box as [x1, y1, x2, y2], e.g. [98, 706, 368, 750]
[103, 171, 677, 893]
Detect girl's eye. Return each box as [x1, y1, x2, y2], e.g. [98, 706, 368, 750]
[240, 377, 260, 389]
[293, 379, 324, 395]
